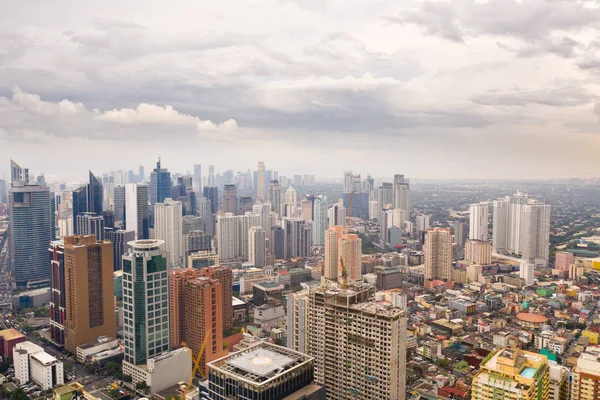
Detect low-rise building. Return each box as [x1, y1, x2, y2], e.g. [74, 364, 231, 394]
[0, 328, 26, 361]
[13, 341, 64, 390]
[76, 336, 120, 363]
[122, 348, 191, 395]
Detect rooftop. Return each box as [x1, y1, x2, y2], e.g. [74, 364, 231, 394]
[31, 351, 59, 366]
[209, 342, 313, 385]
[0, 328, 25, 341]
[54, 382, 83, 396]
[516, 313, 549, 323]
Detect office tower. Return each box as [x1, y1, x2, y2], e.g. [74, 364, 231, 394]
[416, 214, 430, 231]
[61, 236, 116, 354]
[343, 192, 369, 220]
[193, 164, 202, 192]
[9, 171, 52, 287]
[424, 228, 452, 281]
[464, 240, 492, 265]
[522, 202, 551, 264]
[453, 221, 467, 247]
[223, 184, 238, 215]
[268, 180, 281, 215]
[76, 213, 105, 240]
[72, 171, 104, 234]
[571, 346, 600, 400]
[327, 200, 346, 227]
[0, 179, 6, 203]
[472, 348, 549, 400]
[49, 241, 66, 347]
[149, 158, 171, 208]
[105, 230, 135, 271]
[469, 202, 489, 241]
[301, 199, 313, 221]
[393, 174, 410, 216]
[122, 239, 170, 366]
[343, 171, 353, 193]
[11, 160, 29, 183]
[184, 231, 212, 265]
[184, 277, 226, 376]
[203, 186, 219, 214]
[283, 185, 297, 217]
[281, 218, 311, 258]
[288, 283, 406, 400]
[154, 199, 184, 268]
[312, 195, 328, 246]
[114, 185, 125, 228]
[102, 210, 114, 229]
[102, 175, 114, 211]
[519, 260, 535, 286]
[378, 182, 394, 208]
[138, 165, 144, 182]
[182, 215, 204, 235]
[271, 226, 285, 259]
[555, 251, 574, 272]
[248, 226, 266, 268]
[366, 174, 375, 199]
[124, 183, 149, 240]
[208, 165, 215, 187]
[324, 226, 344, 280]
[208, 342, 322, 400]
[257, 162, 266, 201]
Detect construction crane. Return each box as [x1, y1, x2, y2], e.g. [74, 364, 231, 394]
[339, 191, 353, 291]
[180, 329, 211, 400]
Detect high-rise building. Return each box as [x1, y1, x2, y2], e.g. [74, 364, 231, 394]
[122, 240, 170, 366]
[549, 364, 569, 400]
[169, 268, 202, 349]
[493, 193, 551, 265]
[208, 165, 215, 187]
[102, 210, 115, 229]
[268, 180, 281, 215]
[182, 215, 203, 235]
[343, 192, 369, 220]
[301, 199, 313, 221]
[555, 252, 574, 272]
[208, 342, 322, 400]
[288, 283, 406, 400]
[271, 226, 285, 259]
[49, 241, 66, 347]
[223, 184, 238, 215]
[9, 169, 52, 287]
[466, 263, 482, 283]
[114, 185, 126, 229]
[283, 185, 297, 217]
[464, 240, 492, 265]
[238, 196, 253, 215]
[281, 218, 312, 258]
[472, 348, 549, 400]
[10, 160, 29, 184]
[340, 233, 362, 281]
[257, 162, 266, 201]
[327, 200, 346, 227]
[193, 164, 202, 193]
[369, 200, 379, 221]
[248, 226, 266, 268]
[312, 195, 328, 246]
[105, 229, 135, 271]
[519, 260, 535, 286]
[343, 171, 353, 194]
[124, 183, 149, 240]
[138, 165, 144, 182]
[571, 346, 600, 400]
[62, 236, 116, 354]
[203, 186, 219, 215]
[149, 159, 171, 209]
[469, 202, 489, 241]
[0, 179, 7, 203]
[72, 171, 103, 234]
[324, 226, 344, 280]
[393, 174, 410, 218]
[416, 214, 430, 232]
[154, 199, 184, 268]
[377, 182, 393, 208]
[76, 213, 105, 240]
[453, 221, 467, 246]
[424, 228, 452, 281]
[216, 213, 239, 262]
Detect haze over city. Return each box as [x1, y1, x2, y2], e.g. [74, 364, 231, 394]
[2, 0, 600, 179]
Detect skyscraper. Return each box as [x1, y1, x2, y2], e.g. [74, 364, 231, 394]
[10, 160, 29, 183]
[469, 202, 489, 241]
[521, 201, 551, 264]
[378, 182, 394, 208]
[9, 164, 52, 287]
[281, 218, 312, 258]
[124, 183, 149, 240]
[154, 198, 184, 268]
[62, 236, 116, 354]
[0, 179, 6, 203]
[424, 227, 452, 281]
[324, 226, 344, 280]
[122, 239, 170, 367]
[343, 171, 353, 194]
[114, 185, 126, 229]
[248, 226, 266, 268]
[203, 186, 219, 215]
[216, 213, 239, 262]
[222, 184, 238, 215]
[472, 348, 549, 400]
[208, 165, 215, 187]
[301, 199, 313, 221]
[312, 195, 328, 246]
[149, 159, 171, 225]
[453, 220, 467, 246]
[49, 240, 66, 347]
[72, 171, 104, 234]
[393, 174, 410, 217]
[283, 185, 297, 217]
[328, 200, 346, 227]
[571, 347, 600, 400]
[288, 283, 407, 400]
[76, 213, 105, 240]
[238, 196, 253, 215]
[105, 229, 135, 271]
[464, 240, 492, 265]
[193, 164, 202, 192]
[268, 180, 281, 215]
[340, 233, 362, 281]
[257, 162, 266, 201]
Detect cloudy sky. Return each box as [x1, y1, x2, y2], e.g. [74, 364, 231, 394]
[1, 0, 600, 181]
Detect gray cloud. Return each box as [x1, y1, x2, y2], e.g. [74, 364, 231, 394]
[472, 86, 595, 107]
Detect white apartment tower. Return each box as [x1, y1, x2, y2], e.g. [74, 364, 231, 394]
[248, 226, 266, 268]
[154, 198, 184, 268]
[287, 283, 407, 400]
[469, 202, 489, 241]
[393, 174, 410, 217]
[283, 185, 297, 217]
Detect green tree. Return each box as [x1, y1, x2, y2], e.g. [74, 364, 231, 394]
[436, 358, 450, 368]
[122, 374, 132, 383]
[10, 389, 29, 400]
[135, 381, 150, 394]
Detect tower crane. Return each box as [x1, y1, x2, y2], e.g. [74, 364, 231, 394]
[180, 329, 211, 400]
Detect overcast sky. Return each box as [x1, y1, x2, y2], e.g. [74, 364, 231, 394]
[1, 0, 600, 181]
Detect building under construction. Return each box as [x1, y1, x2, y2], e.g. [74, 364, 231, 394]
[288, 282, 407, 400]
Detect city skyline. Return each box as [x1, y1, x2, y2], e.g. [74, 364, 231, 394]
[2, 1, 600, 180]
